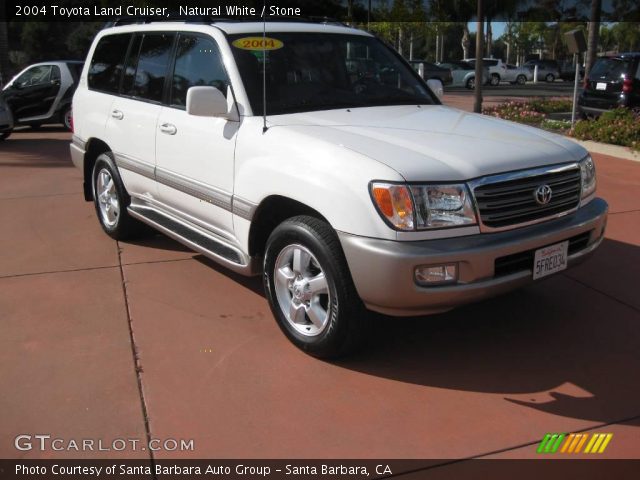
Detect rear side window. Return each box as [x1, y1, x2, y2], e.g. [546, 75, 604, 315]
[170, 34, 229, 108]
[126, 33, 174, 102]
[88, 34, 131, 93]
[485, 60, 498, 67]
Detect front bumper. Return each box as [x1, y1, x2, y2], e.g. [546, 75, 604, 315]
[339, 198, 608, 316]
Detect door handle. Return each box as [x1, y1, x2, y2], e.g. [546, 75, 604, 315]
[111, 110, 124, 120]
[159, 123, 177, 135]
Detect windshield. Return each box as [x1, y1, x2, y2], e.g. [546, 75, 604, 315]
[228, 32, 435, 116]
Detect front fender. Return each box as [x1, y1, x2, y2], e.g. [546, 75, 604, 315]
[234, 118, 403, 241]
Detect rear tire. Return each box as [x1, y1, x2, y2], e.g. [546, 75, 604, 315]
[263, 215, 366, 358]
[92, 152, 148, 240]
[466, 77, 475, 89]
[490, 73, 500, 86]
[516, 74, 526, 85]
[61, 107, 72, 131]
[0, 131, 11, 141]
[545, 73, 555, 82]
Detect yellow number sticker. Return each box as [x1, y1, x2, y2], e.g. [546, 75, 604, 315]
[232, 36, 283, 51]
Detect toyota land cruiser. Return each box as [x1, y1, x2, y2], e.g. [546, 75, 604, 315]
[70, 20, 607, 358]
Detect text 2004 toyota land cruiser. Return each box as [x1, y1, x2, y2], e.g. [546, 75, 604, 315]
[70, 21, 607, 357]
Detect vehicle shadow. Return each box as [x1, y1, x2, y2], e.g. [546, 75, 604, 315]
[151, 234, 640, 424]
[126, 233, 194, 253]
[0, 137, 72, 168]
[335, 237, 640, 424]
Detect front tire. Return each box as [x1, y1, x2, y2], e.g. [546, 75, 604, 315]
[516, 74, 527, 85]
[0, 131, 11, 141]
[545, 73, 555, 82]
[490, 73, 500, 86]
[92, 152, 146, 240]
[263, 215, 365, 358]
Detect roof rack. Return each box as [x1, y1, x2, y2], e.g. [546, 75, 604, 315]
[104, 15, 348, 28]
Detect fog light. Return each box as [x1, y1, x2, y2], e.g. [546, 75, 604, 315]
[415, 264, 458, 286]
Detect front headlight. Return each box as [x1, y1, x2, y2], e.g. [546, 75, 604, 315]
[579, 155, 596, 200]
[370, 182, 477, 230]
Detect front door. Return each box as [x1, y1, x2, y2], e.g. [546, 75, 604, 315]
[4, 64, 61, 120]
[155, 32, 238, 237]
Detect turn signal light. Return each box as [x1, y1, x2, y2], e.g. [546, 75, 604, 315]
[371, 183, 414, 230]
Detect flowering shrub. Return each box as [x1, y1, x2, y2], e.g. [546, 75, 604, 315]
[571, 108, 640, 151]
[483, 101, 546, 124]
[482, 98, 571, 125]
[484, 99, 639, 151]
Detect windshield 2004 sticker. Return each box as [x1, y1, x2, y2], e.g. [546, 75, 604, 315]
[232, 37, 283, 51]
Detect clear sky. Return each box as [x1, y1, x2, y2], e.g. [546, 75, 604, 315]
[468, 22, 507, 37]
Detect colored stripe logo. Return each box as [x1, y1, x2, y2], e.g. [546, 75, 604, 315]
[537, 433, 613, 454]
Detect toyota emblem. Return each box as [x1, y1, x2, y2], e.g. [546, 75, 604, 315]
[534, 184, 553, 205]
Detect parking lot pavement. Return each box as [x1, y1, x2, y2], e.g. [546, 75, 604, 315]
[444, 82, 574, 112]
[1, 128, 639, 462]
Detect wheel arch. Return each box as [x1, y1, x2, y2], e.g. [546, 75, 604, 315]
[248, 195, 330, 258]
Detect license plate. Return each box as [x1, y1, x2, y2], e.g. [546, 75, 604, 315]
[596, 82, 607, 90]
[533, 241, 569, 280]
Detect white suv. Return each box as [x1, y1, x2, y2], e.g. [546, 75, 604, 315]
[71, 21, 607, 358]
[466, 58, 508, 86]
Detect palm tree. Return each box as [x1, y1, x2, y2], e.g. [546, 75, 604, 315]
[585, 0, 602, 79]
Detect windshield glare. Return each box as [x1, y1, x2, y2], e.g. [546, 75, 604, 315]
[229, 32, 434, 116]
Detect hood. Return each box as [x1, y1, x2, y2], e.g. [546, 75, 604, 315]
[267, 105, 587, 181]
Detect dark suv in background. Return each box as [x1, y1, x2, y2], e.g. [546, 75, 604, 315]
[578, 52, 640, 117]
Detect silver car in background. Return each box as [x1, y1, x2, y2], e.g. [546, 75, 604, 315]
[438, 61, 490, 89]
[503, 64, 533, 85]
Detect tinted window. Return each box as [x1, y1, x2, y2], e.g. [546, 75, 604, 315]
[15, 65, 53, 87]
[485, 60, 498, 67]
[590, 58, 633, 80]
[171, 34, 229, 108]
[88, 34, 131, 93]
[230, 32, 433, 115]
[128, 33, 174, 102]
[122, 35, 143, 95]
[589, 58, 631, 80]
[51, 65, 61, 83]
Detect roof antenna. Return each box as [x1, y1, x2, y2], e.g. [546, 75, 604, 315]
[262, 0, 268, 134]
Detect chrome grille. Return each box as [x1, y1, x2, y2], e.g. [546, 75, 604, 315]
[472, 164, 581, 230]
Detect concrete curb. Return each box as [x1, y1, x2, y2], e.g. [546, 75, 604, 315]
[567, 138, 640, 163]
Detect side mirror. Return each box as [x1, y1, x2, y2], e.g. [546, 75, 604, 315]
[186, 86, 228, 117]
[426, 78, 444, 100]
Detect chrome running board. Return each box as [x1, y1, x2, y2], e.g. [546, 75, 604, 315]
[128, 204, 258, 276]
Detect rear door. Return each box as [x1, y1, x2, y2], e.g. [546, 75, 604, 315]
[105, 32, 175, 198]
